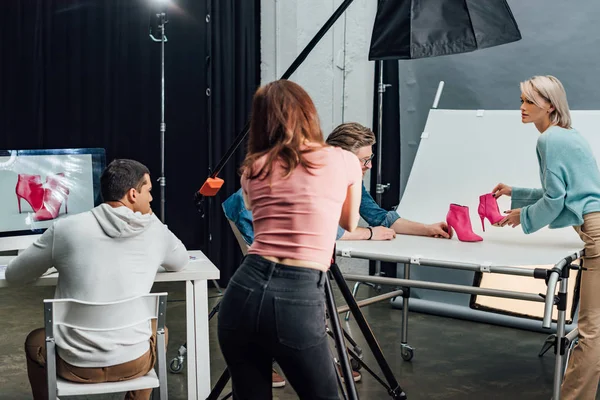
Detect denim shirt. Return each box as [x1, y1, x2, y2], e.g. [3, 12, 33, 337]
[222, 188, 254, 245]
[222, 184, 401, 245]
[336, 183, 401, 238]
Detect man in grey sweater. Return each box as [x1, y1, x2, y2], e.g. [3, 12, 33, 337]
[7, 159, 189, 400]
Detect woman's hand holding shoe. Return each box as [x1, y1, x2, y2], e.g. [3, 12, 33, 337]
[492, 183, 512, 198]
[498, 208, 521, 228]
[491, 183, 519, 228]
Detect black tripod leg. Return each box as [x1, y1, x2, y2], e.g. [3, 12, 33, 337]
[325, 277, 360, 400]
[209, 301, 221, 320]
[334, 361, 349, 400]
[205, 368, 231, 400]
[329, 262, 407, 399]
[342, 328, 362, 355]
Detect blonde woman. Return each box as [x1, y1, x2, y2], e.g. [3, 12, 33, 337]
[493, 75, 600, 399]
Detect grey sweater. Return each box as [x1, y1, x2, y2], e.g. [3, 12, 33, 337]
[6, 204, 188, 367]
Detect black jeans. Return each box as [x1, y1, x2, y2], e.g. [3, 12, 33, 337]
[218, 254, 339, 400]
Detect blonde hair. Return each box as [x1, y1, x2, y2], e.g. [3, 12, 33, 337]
[326, 122, 376, 154]
[520, 75, 572, 129]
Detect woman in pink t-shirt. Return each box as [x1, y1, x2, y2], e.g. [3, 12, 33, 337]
[217, 80, 362, 399]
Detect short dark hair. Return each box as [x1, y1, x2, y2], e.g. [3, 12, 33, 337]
[100, 159, 150, 202]
[326, 122, 376, 153]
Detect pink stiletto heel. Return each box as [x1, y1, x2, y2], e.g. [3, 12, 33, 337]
[478, 193, 504, 231]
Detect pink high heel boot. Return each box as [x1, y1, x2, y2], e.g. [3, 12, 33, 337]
[446, 204, 483, 242]
[478, 193, 504, 231]
[34, 173, 70, 221]
[15, 174, 44, 213]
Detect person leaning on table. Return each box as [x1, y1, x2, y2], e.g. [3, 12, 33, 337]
[224, 122, 454, 246]
[493, 75, 600, 400]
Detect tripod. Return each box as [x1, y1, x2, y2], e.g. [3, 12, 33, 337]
[206, 260, 407, 400]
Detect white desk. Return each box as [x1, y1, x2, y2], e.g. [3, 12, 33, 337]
[0, 250, 219, 400]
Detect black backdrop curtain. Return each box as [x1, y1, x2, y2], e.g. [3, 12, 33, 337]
[206, 0, 260, 286]
[0, 0, 261, 282]
[370, 60, 401, 278]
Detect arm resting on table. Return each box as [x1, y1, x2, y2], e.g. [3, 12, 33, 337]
[161, 228, 189, 272]
[6, 226, 54, 285]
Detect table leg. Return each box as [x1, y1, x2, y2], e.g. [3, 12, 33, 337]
[186, 280, 198, 400]
[194, 279, 211, 397]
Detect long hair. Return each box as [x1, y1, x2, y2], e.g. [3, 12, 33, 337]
[242, 80, 325, 180]
[520, 75, 572, 129]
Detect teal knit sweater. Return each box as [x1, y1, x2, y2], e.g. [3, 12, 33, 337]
[511, 126, 600, 234]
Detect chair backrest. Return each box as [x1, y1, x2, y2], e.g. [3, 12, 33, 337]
[228, 219, 250, 256]
[44, 293, 169, 400]
[44, 293, 167, 332]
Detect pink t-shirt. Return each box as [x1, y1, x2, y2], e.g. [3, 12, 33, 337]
[241, 146, 362, 267]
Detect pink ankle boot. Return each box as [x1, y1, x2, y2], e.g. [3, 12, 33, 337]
[446, 204, 483, 242]
[478, 193, 504, 231]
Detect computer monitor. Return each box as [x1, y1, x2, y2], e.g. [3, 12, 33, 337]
[0, 148, 106, 252]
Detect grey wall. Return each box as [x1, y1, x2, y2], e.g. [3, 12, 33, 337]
[399, 1, 600, 193]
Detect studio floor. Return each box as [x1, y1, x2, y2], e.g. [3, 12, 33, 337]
[0, 265, 595, 400]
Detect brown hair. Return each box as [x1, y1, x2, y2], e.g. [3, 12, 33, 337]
[326, 122, 376, 153]
[242, 80, 325, 180]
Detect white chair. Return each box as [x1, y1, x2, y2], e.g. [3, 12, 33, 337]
[44, 293, 169, 400]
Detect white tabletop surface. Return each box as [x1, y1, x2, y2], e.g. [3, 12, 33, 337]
[336, 233, 584, 267]
[0, 250, 219, 288]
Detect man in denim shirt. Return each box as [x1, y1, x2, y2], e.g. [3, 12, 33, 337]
[222, 123, 452, 387]
[223, 122, 453, 244]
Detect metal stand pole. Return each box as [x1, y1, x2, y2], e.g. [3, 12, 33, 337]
[150, 12, 168, 223]
[375, 60, 391, 206]
[374, 60, 391, 276]
[158, 12, 167, 223]
[325, 276, 360, 399]
[399, 263, 414, 361]
[552, 266, 570, 400]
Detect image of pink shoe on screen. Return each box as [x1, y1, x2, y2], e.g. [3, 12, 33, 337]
[0, 149, 103, 246]
[34, 173, 71, 221]
[15, 174, 44, 213]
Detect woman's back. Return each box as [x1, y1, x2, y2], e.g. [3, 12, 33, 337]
[242, 146, 361, 267]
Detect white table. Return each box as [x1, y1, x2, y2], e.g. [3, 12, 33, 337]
[336, 232, 584, 267]
[0, 250, 219, 400]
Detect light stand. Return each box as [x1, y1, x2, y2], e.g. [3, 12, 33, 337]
[373, 60, 392, 277]
[150, 11, 168, 223]
[375, 60, 391, 206]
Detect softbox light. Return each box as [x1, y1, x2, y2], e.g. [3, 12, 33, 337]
[369, 0, 522, 60]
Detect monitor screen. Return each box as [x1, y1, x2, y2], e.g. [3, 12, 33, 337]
[0, 148, 106, 251]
